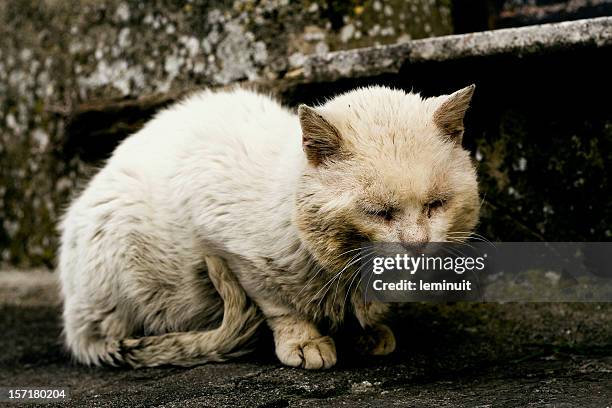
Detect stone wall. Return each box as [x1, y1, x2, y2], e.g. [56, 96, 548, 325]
[2, 2, 611, 269]
[0, 0, 452, 267]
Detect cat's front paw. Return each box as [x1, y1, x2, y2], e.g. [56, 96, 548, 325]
[358, 323, 396, 356]
[276, 335, 337, 369]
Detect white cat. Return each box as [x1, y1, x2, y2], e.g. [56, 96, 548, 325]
[58, 85, 479, 369]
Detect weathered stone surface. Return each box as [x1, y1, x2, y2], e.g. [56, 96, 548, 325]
[1, 271, 611, 407]
[302, 16, 612, 81]
[0, 0, 452, 267]
[1, 6, 611, 267]
[498, 0, 612, 27]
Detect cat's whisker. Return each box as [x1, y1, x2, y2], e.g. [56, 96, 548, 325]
[446, 231, 495, 249]
[317, 255, 366, 308]
[470, 233, 495, 246]
[444, 238, 477, 253]
[478, 194, 487, 213]
[298, 247, 366, 297]
[352, 249, 388, 304]
[458, 231, 491, 242]
[341, 254, 373, 313]
[362, 261, 380, 304]
[295, 263, 325, 298]
[314, 252, 367, 310]
[296, 246, 365, 297]
[447, 230, 492, 242]
[332, 250, 374, 307]
[352, 267, 368, 305]
[342, 251, 374, 291]
[310, 252, 362, 304]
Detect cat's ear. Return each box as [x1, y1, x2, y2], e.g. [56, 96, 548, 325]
[433, 84, 475, 144]
[298, 104, 342, 166]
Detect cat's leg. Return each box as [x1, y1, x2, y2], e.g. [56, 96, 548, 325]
[62, 253, 262, 368]
[353, 299, 396, 356]
[355, 322, 396, 356]
[62, 295, 134, 366]
[117, 256, 263, 368]
[59, 216, 138, 367]
[260, 303, 337, 369]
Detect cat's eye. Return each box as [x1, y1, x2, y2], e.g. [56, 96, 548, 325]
[366, 208, 395, 222]
[426, 199, 446, 218]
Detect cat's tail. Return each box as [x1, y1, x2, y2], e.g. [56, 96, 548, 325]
[110, 256, 263, 368]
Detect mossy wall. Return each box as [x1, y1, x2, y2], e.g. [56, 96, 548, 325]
[0, 0, 452, 267]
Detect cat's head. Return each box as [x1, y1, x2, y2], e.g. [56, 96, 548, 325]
[295, 85, 480, 271]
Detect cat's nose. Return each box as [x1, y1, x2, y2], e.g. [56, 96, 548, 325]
[400, 240, 428, 255]
[399, 228, 429, 254]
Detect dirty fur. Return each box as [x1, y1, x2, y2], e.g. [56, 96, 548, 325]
[58, 85, 479, 369]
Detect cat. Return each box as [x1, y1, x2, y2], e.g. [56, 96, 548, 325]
[58, 84, 479, 369]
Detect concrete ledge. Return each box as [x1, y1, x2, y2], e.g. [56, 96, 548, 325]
[301, 17, 612, 82]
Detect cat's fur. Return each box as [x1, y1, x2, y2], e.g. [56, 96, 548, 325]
[58, 85, 479, 369]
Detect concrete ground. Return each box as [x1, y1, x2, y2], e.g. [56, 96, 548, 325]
[0, 270, 611, 407]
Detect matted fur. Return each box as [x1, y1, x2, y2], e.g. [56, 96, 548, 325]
[58, 85, 479, 369]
